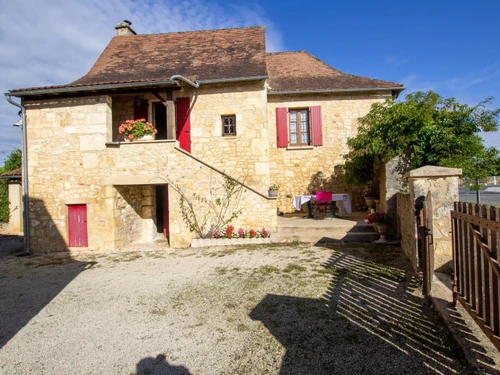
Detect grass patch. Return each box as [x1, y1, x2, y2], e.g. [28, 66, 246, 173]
[237, 323, 249, 332]
[316, 268, 339, 276]
[283, 263, 306, 273]
[253, 265, 280, 276]
[150, 308, 167, 316]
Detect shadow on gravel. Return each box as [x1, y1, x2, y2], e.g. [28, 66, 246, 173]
[136, 354, 191, 375]
[0, 198, 95, 349]
[250, 244, 472, 375]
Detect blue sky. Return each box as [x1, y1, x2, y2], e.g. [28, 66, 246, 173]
[1, 0, 499, 164]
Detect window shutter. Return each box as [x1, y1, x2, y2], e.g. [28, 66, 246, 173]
[276, 107, 288, 148]
[310, 106, 322, 146]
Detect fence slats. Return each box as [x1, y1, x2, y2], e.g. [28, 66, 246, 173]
[452, 203, 500, 351]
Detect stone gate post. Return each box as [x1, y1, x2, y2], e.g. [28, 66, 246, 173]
[406, 166, 462, 272]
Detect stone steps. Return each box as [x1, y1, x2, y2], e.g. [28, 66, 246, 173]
[271, 231, 380, 244]
[272, 215, 380, 244]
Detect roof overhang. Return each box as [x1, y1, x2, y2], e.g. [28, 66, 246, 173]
[7, 75, 269, 98]
[267, 86, 406, 96]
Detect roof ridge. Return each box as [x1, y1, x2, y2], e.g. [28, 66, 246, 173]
[267, 51, 308, 55]
[128, 25, 265, 37]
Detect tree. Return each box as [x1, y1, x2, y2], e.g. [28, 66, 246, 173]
[344, 91, 500, 186]
[0, 149, 22, 222]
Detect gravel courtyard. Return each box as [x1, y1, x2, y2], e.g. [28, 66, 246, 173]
[0, 241, 471, 375]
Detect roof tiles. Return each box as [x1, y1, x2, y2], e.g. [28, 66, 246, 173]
[266, 51, 403, 93]
[10, 26, 403, 95]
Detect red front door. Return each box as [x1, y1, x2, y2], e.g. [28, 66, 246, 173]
[68, 205, 88, 247]
[176, 97, 191, 152]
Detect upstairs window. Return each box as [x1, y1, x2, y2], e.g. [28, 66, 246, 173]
[289, 109, 309, 145]
[276, 106, 322, 148]
[222, 115, 236, 136]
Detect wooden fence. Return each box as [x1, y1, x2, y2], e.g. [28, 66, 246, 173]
[451, 202, 500, 351]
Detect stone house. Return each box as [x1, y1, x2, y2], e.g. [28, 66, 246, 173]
[7, 21, 404, 252]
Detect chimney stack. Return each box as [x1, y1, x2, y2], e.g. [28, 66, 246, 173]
[115, 20, 136, 36]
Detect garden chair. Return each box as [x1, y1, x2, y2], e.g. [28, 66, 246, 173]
[314, 191, 332, 218]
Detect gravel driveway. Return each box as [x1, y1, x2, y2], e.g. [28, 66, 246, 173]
[0, 241, 471, 374]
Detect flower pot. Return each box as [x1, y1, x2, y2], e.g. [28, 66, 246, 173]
[124, 134, 154, 142]
[375, 223, 388, 242]
[268, 189, 278, 197]
[364, 196, 377, 212]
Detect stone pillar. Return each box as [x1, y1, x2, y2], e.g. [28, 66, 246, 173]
[406, 166, 462, 272]
[8, 182, 23, 234]
[379, 156, 410, 239]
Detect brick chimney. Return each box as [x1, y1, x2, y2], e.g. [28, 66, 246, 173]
[115, 20, 136, 36]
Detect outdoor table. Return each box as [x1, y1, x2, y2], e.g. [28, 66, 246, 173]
[292, 194, 352, 218]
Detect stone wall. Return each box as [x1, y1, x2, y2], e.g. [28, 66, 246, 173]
[24, 83, 275, 252]
[408, 167, 461, 272]
[8, 182, 22, 234]
[397, 192, 418, 271]
[397, 166, 461, 273]
[267, 92, 391, 213]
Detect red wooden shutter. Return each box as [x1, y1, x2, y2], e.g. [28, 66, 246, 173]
[176, 97, 191, 153]
[310, 106, 323, 146]
[276, 107, 288, 148]
[134, 98, 149, 120]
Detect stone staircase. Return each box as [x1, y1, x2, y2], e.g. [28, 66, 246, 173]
[271, 212, 380, 244]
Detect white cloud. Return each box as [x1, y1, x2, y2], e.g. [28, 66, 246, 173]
[0, 0, 283, 163]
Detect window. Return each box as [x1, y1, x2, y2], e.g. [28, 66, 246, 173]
[289, 109, 309, 145]
[276, 106, 322, 148]
[222, 115, 236, 136]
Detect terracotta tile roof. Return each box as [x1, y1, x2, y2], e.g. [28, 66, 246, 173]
[10, 26, 267, 94]
[266, 51, 404, 93]
[0, 168, 21, 178]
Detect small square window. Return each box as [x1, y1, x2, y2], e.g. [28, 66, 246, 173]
[222, 115, 236, 136]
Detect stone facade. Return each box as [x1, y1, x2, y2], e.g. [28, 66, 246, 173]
[23, 80, 395, 253]
[24, 81, 277, 252]
[267, 92, 391, 213]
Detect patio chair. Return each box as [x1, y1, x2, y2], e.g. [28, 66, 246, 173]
[314, 191, 332, 218]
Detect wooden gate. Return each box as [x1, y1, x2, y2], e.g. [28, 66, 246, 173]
[418, 191, 434, 296]
[451, 202, 500, 351]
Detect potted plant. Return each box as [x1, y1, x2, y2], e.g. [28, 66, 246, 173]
[119, 118, 158, 142]
[268, 184, 279, 197]
[365, 211, 389, 241]
[363, 185, 379, 212]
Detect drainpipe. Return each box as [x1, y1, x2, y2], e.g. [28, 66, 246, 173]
[5, 94, 30, 255]
[169, 75, 199, 88]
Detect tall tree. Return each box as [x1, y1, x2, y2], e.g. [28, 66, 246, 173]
[0, 149, 22, 222]
[344, 91, 500, 186]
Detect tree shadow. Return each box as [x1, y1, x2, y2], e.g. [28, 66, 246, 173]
[136, 354, 191, 375]
[0, 197, 95, 349]
[250, 245, 473, 374]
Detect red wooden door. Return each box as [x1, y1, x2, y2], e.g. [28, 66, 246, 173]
[68, 205, 88, 247]
[176, 97, 191, 152]
[163, 186, 169, 237]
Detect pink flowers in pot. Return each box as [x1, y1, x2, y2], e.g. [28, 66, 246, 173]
[118, 118, 157, 141]
[213, 226, 269, 239]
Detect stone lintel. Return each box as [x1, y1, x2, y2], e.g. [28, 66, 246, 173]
[100, 176, 168, 186]
[406, 165, 462, 179]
